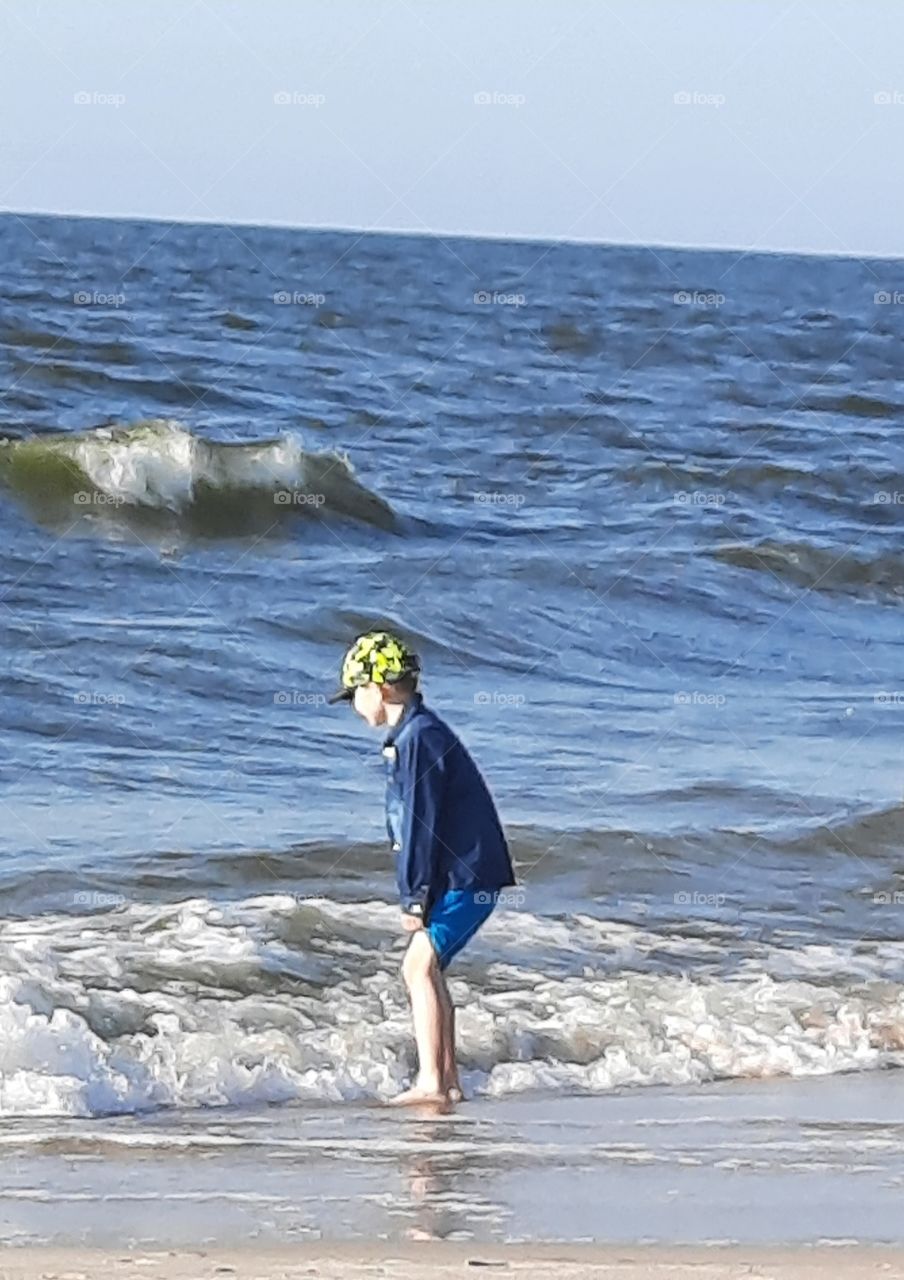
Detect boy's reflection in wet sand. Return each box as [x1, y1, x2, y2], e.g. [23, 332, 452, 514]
[396, 1114, 504, 1241]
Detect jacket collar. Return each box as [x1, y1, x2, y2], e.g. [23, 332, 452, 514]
[382, 691, 424, 748]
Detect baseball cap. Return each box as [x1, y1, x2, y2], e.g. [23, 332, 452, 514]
[328, 630, 420, 704]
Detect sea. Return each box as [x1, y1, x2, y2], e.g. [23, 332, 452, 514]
[1, 212, 904, 1245]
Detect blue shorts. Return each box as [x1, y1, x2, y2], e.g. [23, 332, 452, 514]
[426, 889, 498, 970]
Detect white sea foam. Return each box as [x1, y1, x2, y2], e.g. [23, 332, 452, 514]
[71, 421, 340, 510]
[1, 894, 903, 1118]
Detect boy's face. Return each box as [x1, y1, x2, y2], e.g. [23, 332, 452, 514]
[352, 682, 387, 727]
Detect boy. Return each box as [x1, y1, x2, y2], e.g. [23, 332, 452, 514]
[329, 630, 515, 1105]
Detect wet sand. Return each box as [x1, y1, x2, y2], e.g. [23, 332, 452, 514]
[4, 1076, 904, 1250]
[3, 1243, 904, 1280]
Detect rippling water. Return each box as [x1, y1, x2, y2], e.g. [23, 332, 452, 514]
[1, 212, 904, 1119]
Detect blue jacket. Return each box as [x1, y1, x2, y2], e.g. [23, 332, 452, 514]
[383, 694, 515, 918]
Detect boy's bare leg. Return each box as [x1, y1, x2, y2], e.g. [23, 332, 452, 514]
[436, 970, 462, 1100]
[391, 931, 448, 1105]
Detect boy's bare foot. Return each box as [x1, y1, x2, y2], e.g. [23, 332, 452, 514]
[388, 1084, 450, 1108]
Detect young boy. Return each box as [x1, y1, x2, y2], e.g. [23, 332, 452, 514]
[329, 630, 515, 1105]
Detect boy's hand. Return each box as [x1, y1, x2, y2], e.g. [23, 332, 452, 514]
[401, 913, 424, 932]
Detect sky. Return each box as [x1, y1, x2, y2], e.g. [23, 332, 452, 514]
[0, 0, 900, 256]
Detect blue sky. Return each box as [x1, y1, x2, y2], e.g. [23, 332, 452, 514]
[0, 0, 900, 255]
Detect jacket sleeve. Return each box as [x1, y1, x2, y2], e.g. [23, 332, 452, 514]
[396, 727, 449, 917]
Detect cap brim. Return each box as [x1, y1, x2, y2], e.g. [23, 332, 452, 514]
[327, 688, 354, 705]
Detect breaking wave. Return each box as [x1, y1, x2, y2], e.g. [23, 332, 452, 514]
[0, 420, 396, 535]
[1, 893, 903, 1118]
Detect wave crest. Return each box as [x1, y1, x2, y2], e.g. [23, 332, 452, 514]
[0, 420, 396, 535]
[709, 538, 904, 599]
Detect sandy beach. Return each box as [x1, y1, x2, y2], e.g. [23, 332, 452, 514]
[4, 1075, 904, 1251]
[4, 1243, 904, 1280]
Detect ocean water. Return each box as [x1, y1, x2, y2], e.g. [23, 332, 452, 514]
[1, 213, 904, 1131]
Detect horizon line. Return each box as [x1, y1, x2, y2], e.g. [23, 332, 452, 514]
[2, 205, 902, 266]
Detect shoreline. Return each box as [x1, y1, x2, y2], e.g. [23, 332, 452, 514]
[4, 1076, 904, 1249]
[3, 1243, 904, 1280]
